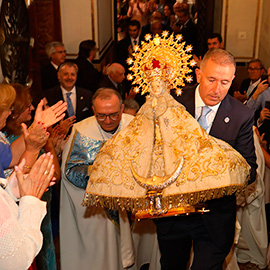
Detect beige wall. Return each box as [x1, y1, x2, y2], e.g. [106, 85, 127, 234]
[222, 0, 262, 62]
[60, 0, 93, 56]
[60, 0, 114, 60]
[221, 0, 270, 69]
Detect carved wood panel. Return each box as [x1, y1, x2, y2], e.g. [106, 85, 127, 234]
[0, 0, 30, 84]
[27, 0, 61, 100]
[29, 0, 62, 63]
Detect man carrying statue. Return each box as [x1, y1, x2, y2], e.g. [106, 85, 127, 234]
[83, 33, 257, 270]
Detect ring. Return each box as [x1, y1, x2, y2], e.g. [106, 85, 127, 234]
[40, 135, 44, 139]
[44, 170, 49, 175]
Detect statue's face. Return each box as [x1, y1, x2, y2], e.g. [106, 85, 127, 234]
[150, 80, 165, 96]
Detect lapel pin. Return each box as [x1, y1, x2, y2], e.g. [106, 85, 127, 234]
[80, 96, 83, 100]
[224, 117, 230, 123]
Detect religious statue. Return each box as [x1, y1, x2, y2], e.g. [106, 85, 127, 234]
[83, 32, 250, 219]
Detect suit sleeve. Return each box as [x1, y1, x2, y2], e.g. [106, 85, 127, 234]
[235, 111, 257, 184]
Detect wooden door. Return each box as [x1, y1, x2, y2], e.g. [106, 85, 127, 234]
[28, 0, 62, 101]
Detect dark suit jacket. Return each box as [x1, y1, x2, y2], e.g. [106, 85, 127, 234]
[116, 36, 142, 72]
[41, 63, 59, 91]
[98, 75, 117, 90]
[98, 75, 128, 100]
[75, 56, 102, 93]
[167, 86, 257, 252]
[175, 19, 198, 54]
[140, 24, 172, 41]
[45, 86, 93, 123]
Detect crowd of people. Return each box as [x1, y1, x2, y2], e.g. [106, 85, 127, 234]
[1, 0, 270, 270]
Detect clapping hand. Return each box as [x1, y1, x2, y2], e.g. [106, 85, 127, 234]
[233, 91, 247, 103]
[15, 153, 56, 199]
[8, 153, 56, 199]
[34, 99, 67, 128]
[50, 125, 69, 157]
[22, 122, 49, 153]
[59, 116, 76, 136]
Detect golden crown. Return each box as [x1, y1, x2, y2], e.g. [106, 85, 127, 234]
[126, 31, 196, 95]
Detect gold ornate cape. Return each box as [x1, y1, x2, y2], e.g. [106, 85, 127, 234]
[83, 92, 250, 214]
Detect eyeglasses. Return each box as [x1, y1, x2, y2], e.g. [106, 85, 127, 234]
[247, 67, 261, 71]
[95, 112, 120, 121]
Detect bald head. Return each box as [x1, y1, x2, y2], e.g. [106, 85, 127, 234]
[107, 63, 125, 84]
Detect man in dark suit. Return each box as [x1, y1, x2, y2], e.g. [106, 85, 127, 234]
[171, 2, 197, 54]
[116, 20, 141, 73]
[98, 63, 127, 100]
[233, 59, 265, 103]
[45, 62, 93, 123]
[140, 11, 171, 40]
[156, 49, 257, 270]
[41, 41, 66, 91]
[74, 40, 102, 93]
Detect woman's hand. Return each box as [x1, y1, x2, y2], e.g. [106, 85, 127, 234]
[52, 134, 69, 159]
[15, 153, 56, 199]
[34, 99, 67, 128]
[22, 122, 49, 153]
[59, 116, 76, 136]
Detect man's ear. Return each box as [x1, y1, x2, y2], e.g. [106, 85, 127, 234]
[120, 104, 124, 113]
[195, 68, 201, 83]
[92, 105, 96, 115]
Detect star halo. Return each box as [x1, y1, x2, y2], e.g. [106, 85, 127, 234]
[126, 31, 196, 96]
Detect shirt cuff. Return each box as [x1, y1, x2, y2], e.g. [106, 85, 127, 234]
[0, 177, 19, 202]
[19, 196, 47, 228]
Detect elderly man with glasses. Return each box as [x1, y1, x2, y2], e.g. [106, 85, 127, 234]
[233, 58, 266, 103]
[59, 88, 134, 270]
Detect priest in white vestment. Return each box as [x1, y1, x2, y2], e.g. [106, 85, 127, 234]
[60, 88, 160, 270]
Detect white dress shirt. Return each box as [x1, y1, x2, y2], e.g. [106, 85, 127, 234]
[131, 37, 139, 47]
[51, 61, 59, 70]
